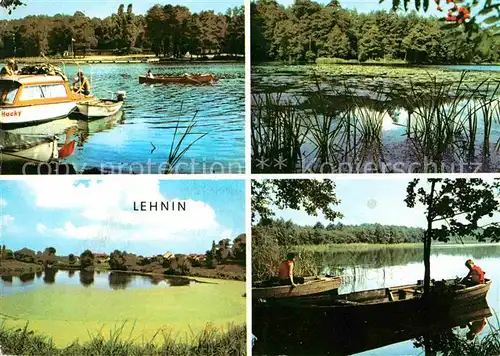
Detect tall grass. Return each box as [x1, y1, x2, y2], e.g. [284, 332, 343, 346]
[0, 321, 246, 356]
[251, 93, 309, 173]
[251, 231, 320, 282]
[252, 71, 499, 173]
[164, 105, 209, 174]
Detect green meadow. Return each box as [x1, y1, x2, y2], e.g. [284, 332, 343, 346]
[0, 278, 245, 347]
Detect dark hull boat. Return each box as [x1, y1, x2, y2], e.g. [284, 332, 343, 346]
[253, 279, 492, 355]
[138, 74, 216, 85]
[252, 276, 342, 300]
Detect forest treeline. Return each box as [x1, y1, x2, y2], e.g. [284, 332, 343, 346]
[0, 4, 244, 58]
[251, 0, 499, 64]
[254, 218, 426, 245]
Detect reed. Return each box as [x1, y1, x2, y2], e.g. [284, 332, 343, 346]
[0, 321, 245, 356]
[165, 108, 209, 174]
[251, 93, 308, 173]
[251, 71, 499, 173]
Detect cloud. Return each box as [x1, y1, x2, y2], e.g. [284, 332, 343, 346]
[0, 214, 15, 232]
[27, 179, 228, 243]
[37, 223, 47, 234]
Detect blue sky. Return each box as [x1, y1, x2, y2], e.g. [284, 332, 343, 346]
[271, 178, 499, 228]
[0, 0, 243, 20]
[0, 179, 245, 256]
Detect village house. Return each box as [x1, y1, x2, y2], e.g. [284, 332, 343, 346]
[93, 253, 109, 264]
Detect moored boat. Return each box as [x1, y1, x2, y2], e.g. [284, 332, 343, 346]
[138, 73, 217, 85]
[0, 129, 58, 163]
[252, 276, 342, 300]
[0, 74, 89, 129]
[255, 279, 491, 316]
[75, 99, 124, 119]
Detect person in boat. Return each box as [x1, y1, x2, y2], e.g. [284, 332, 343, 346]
[1, 59, 18, 75]
[147, 69, 154, 79]
[462, 259, 485, 286]
[74, 70, 91, 95]
[278, 253, 304, 287]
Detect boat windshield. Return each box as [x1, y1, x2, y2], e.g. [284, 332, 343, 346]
[0, 82, 19, 104]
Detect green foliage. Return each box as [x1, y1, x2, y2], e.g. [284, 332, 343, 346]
[108, 250, 127, 271]
[79, 250, 94, 270]
[251, 0, 499, 64]
[251, 179, 342, 223]
[405, 178, 500, 294]
[0, 322, 246, 356]
[0, 4, 244, 58]
[68, 254, 76, 265]
[254, 218, 425, 246]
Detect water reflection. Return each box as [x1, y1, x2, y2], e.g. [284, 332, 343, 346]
[43, 268, 57, 284]
[0, 269, 197, 294]
[1, 275, 12, 283]
[253, 298, 492, 355]
[79, 270, 95, 287]
[108, 272, 132, 290]
[19, 273, 35, 283]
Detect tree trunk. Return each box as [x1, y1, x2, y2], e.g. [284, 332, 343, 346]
[424, 180, 436, 299]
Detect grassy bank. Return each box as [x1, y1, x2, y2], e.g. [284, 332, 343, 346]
[0, 260, 42, 275]
[0, 322, 246, 356]
[0, 279, 245, 347]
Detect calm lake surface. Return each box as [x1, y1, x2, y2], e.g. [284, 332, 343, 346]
[4, 62, 245, 174]
[0, 269, 246, 346]
[310, 243, 500, 355]
[0, 269, 196, 295]
[252, 64, 500, 173]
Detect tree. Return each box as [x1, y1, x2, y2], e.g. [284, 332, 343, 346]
[325, 25, 350, 58]
[0, 0, 24, 14]
[109, 250, 127, 270]
[252, 179, 343, 223]
[206, 240, 218, 268]
[80, 249, 94, 270]
[405, 178, 500, 297]
[68, 253, 76, 265]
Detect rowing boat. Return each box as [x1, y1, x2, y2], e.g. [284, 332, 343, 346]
[0, 129, 58, 163]
[138, 74, 216, 85]
[252, 276, 342, 300]
[75, 99, 124, 119]
[256, 279, 491, 314]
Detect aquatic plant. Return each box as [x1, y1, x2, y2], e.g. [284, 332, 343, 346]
[252, 70, 499, 173]
[251, 93, 309, 173]
[165, 108, 209, 174]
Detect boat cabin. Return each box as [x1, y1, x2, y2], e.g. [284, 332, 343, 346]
[0, 75, 81, 108]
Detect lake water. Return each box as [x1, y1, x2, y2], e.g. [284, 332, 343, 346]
[0, 269, 246, 346]
[3, 62, 245, 174]
[313, 243, 500, 355]
[0, 269, 196, 296]
[251, 64, 500, 173]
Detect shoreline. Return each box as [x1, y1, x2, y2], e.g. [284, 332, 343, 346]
[0, 261, 245, 281]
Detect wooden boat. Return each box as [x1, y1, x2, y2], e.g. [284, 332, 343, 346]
[0, 129, 58, 163]
[252, 276, 342, 300]
[257, 279, 491, 312]
[0, 75, 89, 129]
[253, 294, 492, 356]
[138, 74, 216, 85]
[75, 99, 123, 119]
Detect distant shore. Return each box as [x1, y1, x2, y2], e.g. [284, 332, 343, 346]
[9, 54, 244, 65]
